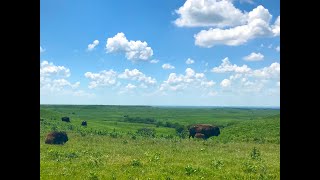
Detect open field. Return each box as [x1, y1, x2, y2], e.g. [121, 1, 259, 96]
[40, 105, 280, 179]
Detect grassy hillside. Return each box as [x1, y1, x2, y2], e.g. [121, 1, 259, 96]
[40, 105, 280, 179]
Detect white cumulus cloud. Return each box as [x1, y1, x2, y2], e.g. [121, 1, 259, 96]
[40, 61, 71, 77]
[174, 0, 247, 28]
[125, 83, 137, 90]
[106, 32, 153, 61]
[243, 52, 264, 61]
[272, 16, 280, 36]
[85, 68, 157, 89]
[211, 58, 280, 94]
[186, 58, 195, 64]
[211, 57, 251, 73]
[159, 68, 215, 92]
[118, 69, 157, 85]
[87, 40, 99, 51]
[194, 6, 280, 47]
[212, 58, 280, 79]
[40, 61, 91, 97]
[220, 79, 231, 87]
[275, 46, 280, 52]
[251, 62, 280, 79]
[40, 46, 45, 53]
[150, 59, 159, 64]
[162, 63, 175, 70]
[84, 70, 118, 89]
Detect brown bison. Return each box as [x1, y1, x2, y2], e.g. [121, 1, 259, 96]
[61, 117, 70, 122]
[195, 133, 205, 139]
[189, 124, 220, 139]
[81, 121, 87, 126]
[45, 131, 68, 144]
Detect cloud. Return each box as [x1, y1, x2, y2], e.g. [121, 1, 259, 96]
[42, 79, 80, 92]
[159, 68, 215, 92]
[212, 58, 280, 94]
[40, 46, 45, 53]
[150, 59, 159, 64]
[251, 62, 280, 79]
[243, 52, 264, 61]
[118, 83, 138, 94]
[125, 83, 137, 90]
[40, 61, 92, 97]
[118, 69, 157, 85]
[162, 63, 175, 70]
[40, 61, 71, 77]
[87, 40, 99, 51]
[212, 57, 280, 79]
[85, 68, 157, 89]
[201, 80, 215, 87]
[276, 81, 280, 87]
[239, 0, 255, 4]
[220, 79, 231, 87]
[186, 58, 195, 64]
[208, 91, 218, 96]
[275, 46, 280, 52]
[106, 32, 153, 61]
[52, 79, 80, 89]
[272, 16, 280, 36]
[211, 57, 251, 73]
[84, 70, 118, 89]
[72, 90, 95, 97]
[174, 0, 247, 28]
[194, 6, 280, 47]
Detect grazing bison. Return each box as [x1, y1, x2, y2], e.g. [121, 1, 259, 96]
[45, 131, 68, 144]
[189, 124, 220, 139]
[81, 121, 87, 126]
[61, 117, 70, 122]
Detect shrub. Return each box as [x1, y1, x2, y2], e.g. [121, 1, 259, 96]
[136, 128, 156, 137]
[131, 159, 142, 167]
[243, 161, 258, 173]
[185, 165, 197, 176]
[177, 129, 189, 139]
[251, 147, 261, 160]
[110, 131, 119, 138]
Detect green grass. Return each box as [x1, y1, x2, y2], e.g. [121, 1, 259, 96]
[40, 105, 280, 179]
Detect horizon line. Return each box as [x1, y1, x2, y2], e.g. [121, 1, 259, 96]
[40, 104, 280, 108]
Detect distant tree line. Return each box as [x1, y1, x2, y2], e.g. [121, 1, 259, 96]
[122, 115, 187, 137]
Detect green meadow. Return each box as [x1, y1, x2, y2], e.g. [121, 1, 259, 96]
[40, 105, 280, 179]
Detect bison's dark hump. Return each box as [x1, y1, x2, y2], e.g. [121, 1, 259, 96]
[45, 131, 68, 145]
[191, 124, 216, 128]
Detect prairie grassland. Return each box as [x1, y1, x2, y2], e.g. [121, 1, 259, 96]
[40, 105, 280, 179]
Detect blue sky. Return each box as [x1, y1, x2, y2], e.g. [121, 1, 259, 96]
[40, 0, 280, 106]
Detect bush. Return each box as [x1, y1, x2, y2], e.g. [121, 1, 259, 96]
[136, 128, 156, 137]
[185, 165, 197, 176]
[250, 147, 261, 160]
[131, 159, 142, 167]
[177, 129, 189, 139]
[243, 161, 258, 173]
